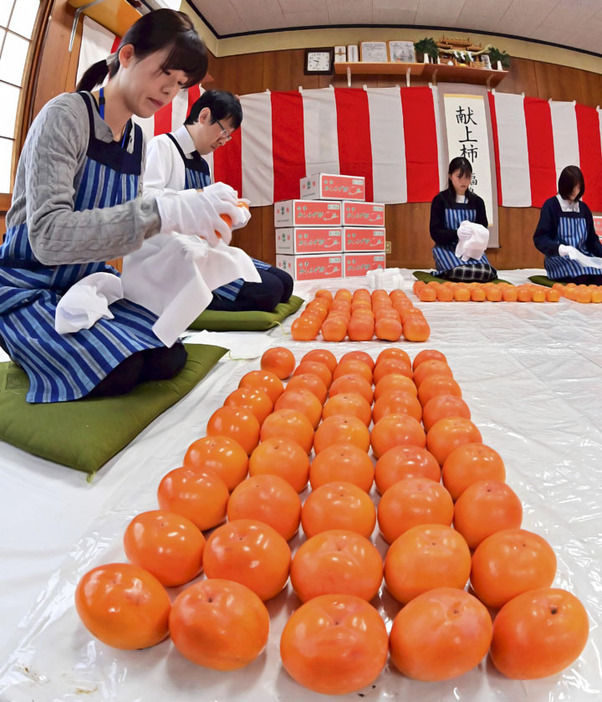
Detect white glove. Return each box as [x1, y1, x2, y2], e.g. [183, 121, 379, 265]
[157, 189, 231, 246]
[203, 183, 252, 230]
[558, 244, 602, 270]
[558, 244, 577, 258]
[455, 221, 489, 262]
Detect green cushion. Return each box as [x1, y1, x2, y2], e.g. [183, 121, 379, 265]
[413, 271, 512, 285]
[188, 295, 304, 332]
[0, 343, 226, 477]
[528, 275, 562, 288]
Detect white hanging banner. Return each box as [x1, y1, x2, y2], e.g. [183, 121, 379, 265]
[444, 93, 495, 235]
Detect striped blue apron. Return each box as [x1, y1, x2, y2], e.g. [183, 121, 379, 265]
[432, 201, 491, 273]
[169, 134, 270, 302]
[544, 211, 600, 279]
[0, 91, 164, 403]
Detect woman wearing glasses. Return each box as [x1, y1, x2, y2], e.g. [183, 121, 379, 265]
[144, 90, 293, 312]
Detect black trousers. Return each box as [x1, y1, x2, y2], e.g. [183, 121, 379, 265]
[208, 266, 294, 312]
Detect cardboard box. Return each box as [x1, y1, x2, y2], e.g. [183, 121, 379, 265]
[343, 253, 386, 277]
[300, 173, 366, 201]
[274, 200, 342, 227]
[342, 201, 385, 227]
[343, 227, 386, 252]
[276, 254, 344, 281]
[275, 227, 343, 254]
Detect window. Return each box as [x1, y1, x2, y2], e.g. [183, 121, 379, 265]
[0, 0, 41, 194]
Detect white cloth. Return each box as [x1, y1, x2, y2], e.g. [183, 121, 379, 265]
[54, 272, 123, 334]
[366, 267, 404, 289]
[121, 234, 261, 348]
[455, 220, 490, 262]
[558, 244, 602, 270]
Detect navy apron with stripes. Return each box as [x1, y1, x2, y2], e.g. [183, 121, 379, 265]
[432, 201, 491, 273]
[544, 210, 600, 279]
[169, 132, 270, 302]
[0, 91, 164, 403]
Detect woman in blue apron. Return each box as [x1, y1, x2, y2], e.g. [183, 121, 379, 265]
[0, 10, 241, 403]
[429, 156, 497, 282]
[534, 165, 602, 284]
[144, 90, 294, 312]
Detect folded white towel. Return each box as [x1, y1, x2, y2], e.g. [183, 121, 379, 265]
[558, 244, 602, 270]
[55, 272, 124, 335]
[455, 221, 490, 262]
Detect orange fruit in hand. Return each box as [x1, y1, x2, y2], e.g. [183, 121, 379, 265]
[309, 442, 374, 492]
[377, 477, 453, 543]
[227, 474, 301, 540]
[249, 436, 310, 492]
[389, 587, 492, 681]
[329, 373, 374, 405]
[384, 524, 471, 604]
[470, 528, 557, 609]
[301, 481, 376, 538]
[290, 530, 383, 602]
[274, 386, 323, 428]
[280, 594, 389, 695]
[285, 372, 328, 405]
[223, 386, 273, 425]
[260, 346, 295, 379]
[260, 408, 314, 454]
[426, 417, 482, 466]
[374, 444, 440, 493]
[123, 510, 205, 587]
[301, 348, 337, 373]
[322, 391, 372, 426]
[169, 579, 269, 670]
[203, 519, 291, 601]
[183, 434, 248, 490]
[372, 389, 422, 424]
[490, 588, 589, 679]
[239, 368, 284, 403]
[206, 405, 261, 455]
[370, 413, 426, 459]
[442, 442, 505, 499]
[314, 414, 371, 454]
[421, 394, 471, 432]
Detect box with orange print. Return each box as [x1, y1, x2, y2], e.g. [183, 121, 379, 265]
[300, 173, 366, 201]
[343, 252, 386, 277]
[274, 200, 342, 227]
[275, 227, 343, 254]
[342, 201, 385, 227]
[343, 227, 386, 252]
[276, 254, 343, 281]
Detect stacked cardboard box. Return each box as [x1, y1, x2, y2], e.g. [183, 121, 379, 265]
[275, 174, 387, 281]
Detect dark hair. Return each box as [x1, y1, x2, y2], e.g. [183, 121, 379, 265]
[185, 89, 243, 129]
[76, 9, 207, 92]
[558, 165, 585, 201]
[447, 156, 473, 194]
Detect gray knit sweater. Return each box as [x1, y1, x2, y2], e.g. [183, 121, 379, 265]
[6, 92, 162, 265]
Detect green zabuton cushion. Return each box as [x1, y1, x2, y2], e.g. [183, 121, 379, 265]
[188, 295, 304, 331]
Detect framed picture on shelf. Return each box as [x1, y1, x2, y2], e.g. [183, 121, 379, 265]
[359, 41, 388, 62]
[388, 40, 416, 63]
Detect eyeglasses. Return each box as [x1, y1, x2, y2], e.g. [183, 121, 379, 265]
[215, 119, 232, 142]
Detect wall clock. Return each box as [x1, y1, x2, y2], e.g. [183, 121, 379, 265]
[304, 48, 334, 75]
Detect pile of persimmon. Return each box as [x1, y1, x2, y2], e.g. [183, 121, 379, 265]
[550, 281, 602, 303]
[291, 287, 430, 343]
[413, 279, 561, 303]
[74, 344, 589, 692]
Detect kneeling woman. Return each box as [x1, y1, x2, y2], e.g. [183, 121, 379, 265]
[533, 165, 602, 284]
[429, 157, 497, 282]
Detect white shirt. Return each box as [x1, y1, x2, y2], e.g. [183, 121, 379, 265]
[556, 193, 581, 213]
[144, 125, 200, 198]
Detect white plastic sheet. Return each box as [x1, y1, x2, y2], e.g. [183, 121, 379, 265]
[0, 269, 601, 700]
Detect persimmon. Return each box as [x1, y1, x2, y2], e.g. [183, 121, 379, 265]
[370, 413, 426, 459]
[238, 368, 284, 403]
[516, 284, 532, 302]
[402, 311, 430, 341]
[426, 417, 482, 466]
[260, 346, 295, 379]
[531, 286, 546, 303]
[486, 284, 503, 302]
[422, 393, 471, 432]
[223, 387, 273, 425]
[169, 579, 269, 670]
[274, 386, 323, 429]
[546, 287, 561, 302]
[339, 349, 375, 370]
[373, 357, 413, 384]
[329, 373, 374, 405]
[322, 391, 372, 426]
[453, 479, 523, 548]
[182, 434, 248, 491]
[260, 408, 314, 454]
[314, 414, 371, 454]
[280, 594, 389, 695]
[490, 588, 589, 679]
[372, 389, 422, 423]
[374, 372, 417, 400]
[412, 359, 453, 389]
[470, 286, 486, 302]
[309, 442, 374, 492]
[442, 442, 505, 499]
[384, 524, 471, 604]
[301, 348, 337, 373]
[389, 587, 492, 681]
[123, 510, 205, 587]
[347, 314, 375, 341]
[502, 285, 518, 301]
[291, 314, 320, 340]
[290, 530, 383, 602]
[470, 528, 557, 609]
[321, 314, 347, 342]
[454, 286, 470, 302]
[248, 437, 310, 492]
[301, 481, 376, 538]
[375, 316, 403, 341]
[374, 444, 441, 493]
[314, 288, 333, 303]
[203, 519, 291, 601]
[332, 358, 373, 384]
[412, 348, 448, 370]
[417, 373, 462, 406]
[227, 474, 301, 540]
[157, 467, 229, 531]
[436, 285, 455, 302]
[293, 360, 332, 389]
[285, 372, 328, 405]
[206, 405, 260, 456]
[376, 347, 411, 367]
[75, 563, 171, 650]
[377, 477, 454, 543]
[417, 285, 437, 302]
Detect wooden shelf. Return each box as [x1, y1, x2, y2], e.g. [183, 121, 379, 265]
[334, 61, 508, 88]
[68, 0, 140, 40]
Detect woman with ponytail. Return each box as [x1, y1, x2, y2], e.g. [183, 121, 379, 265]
[0, 10, 246, 403]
